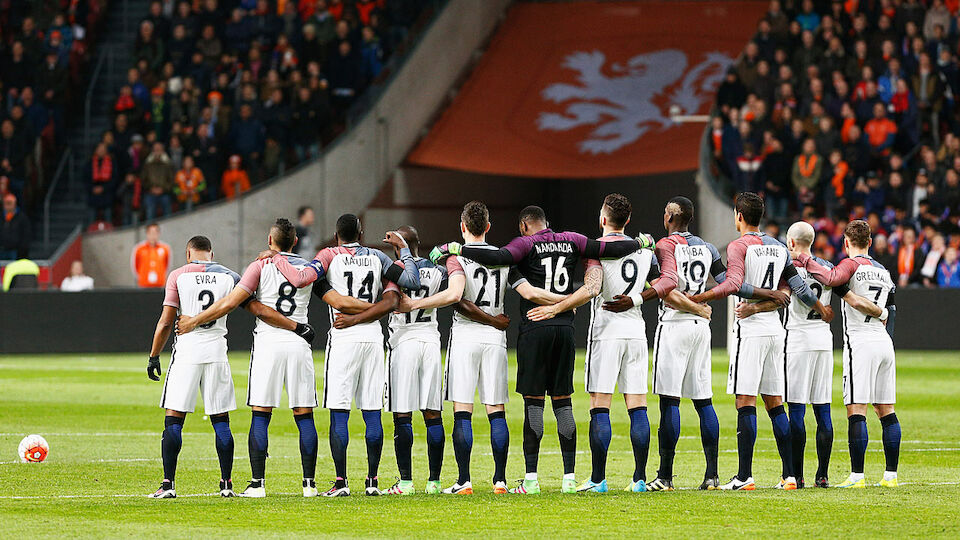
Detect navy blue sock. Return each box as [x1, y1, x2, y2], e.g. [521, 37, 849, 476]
[813, 404, 833, 479]
[880, 413, 901, 472]
[210, 413, 233, 482]
[769, 405, 793, 478]
[628, 406, 650, 483]
[488, 411, 509, 484]
[788, 403, 806, 480]
[588, 408, 611, 483]
[848, 414, 868, 474]
[362, 410, 383, 479]
[657, 398, 680, 480]
[393, 415, 414, 481]
[248, 410, 271, 480]
[329, 409, 350, 480]
[425, 416, 445, 482]
[294, 412, 318, 480]
[453, 411, 473, 484]
[737, 406, 757, 481]
[162, 415, 184, 482]
[694, 399, 719, 479]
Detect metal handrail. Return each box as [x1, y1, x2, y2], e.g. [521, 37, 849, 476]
[43, 148, 73, 253]
[84, 47, 110, 155]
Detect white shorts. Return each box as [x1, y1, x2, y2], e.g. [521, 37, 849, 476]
[585, 338, 648, 395]
[727, 333, 784, 397]
[386, 340, 442, 413]
[652, 320, 712, 399]
[785, 350, 833, 404]
[160, 360, 236, 415]
[842, 339, 896, 405]
[323, 341, 384, 410]
[247, 336, 317, 409]
[444, 342, 509, 406]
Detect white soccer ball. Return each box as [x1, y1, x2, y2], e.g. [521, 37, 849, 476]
[18, 434, 49, 463]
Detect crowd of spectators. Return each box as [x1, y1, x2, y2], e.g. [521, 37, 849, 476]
[87, 0, 427, 227]
[713, 0, 960, 288]
[1, 1, 110, 259]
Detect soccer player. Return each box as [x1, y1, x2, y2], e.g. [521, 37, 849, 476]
[735, 220, 884, 488]
[524, 194, 680, 493]
[176, 220, 321, 498]
[792, 220, 899, 489]
[147, 234, 313, 498]
[689, 192, 832, 491]
[624, 196, 771, 492]
[398, 201, 560, 495]
[431, 204, 648, 494]
[377, 225, 447, 496]
[269, 213, 421, 496]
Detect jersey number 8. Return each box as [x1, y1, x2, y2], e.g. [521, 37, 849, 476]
[276, 282, 297, 316]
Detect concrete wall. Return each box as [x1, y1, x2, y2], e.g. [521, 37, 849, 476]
[83, 0, 511, 286]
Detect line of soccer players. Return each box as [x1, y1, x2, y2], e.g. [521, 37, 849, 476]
[146, 191, 900, 498]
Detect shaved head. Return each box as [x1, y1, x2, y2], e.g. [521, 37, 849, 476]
[787, 221, 815, 247]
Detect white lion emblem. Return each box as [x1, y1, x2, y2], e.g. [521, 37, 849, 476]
[537, 49, 733, 154]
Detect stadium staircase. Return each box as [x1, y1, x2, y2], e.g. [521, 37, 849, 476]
[29, 0, 151, 259]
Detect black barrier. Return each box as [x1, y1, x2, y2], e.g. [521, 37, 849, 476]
[0, 288, 955, 353]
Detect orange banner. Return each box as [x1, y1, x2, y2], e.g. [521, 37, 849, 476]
[408, 1, 765, 178]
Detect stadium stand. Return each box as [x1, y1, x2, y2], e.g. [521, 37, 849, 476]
[709, 0, 960, 289]
[87, 0, 430, 226]
[0, 1, 110, 225]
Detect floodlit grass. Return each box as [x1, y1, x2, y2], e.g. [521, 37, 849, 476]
[1, 350, 957, 538]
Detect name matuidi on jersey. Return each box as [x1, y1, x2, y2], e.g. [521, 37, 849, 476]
[534, 242, 574, 255]
[342, 256, 373, 267]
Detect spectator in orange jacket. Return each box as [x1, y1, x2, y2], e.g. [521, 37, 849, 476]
[221, 154, 251, 200]
[864, 102, 898, 156]
[174, 155, 206, 210]
[131, 223, 170, 288]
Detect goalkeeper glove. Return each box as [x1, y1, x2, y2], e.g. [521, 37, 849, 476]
[428, 242, 462, 264]
[147, 356, 162, 381]
[295, 322, 316, 344]
[636, 233, 655, 251]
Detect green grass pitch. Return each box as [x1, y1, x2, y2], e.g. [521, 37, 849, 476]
[0, 350, 957, 538]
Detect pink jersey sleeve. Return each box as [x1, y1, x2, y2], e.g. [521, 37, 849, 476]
[237, 259, 265, 294]
[162, 267, 184, 308]
[710, 237, 749, 298]
[270, 250, 326, 288]
[652, 236, 679, 298]
[800, 254, 860, 287]
[446, 256, 465, 276]
[383, 280, 400, 295]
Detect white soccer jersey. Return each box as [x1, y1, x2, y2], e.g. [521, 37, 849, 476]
[163, 261, 239, 361]
[784, 261, 833, 352]
[656, 233, 722, 323]
[736, 234, 791, 336]
[447, 244, 509, 347]
[841, 257, 895, 343]
[320, 244, 395, 344]
[388, 260, 446, 348]
[238, 253, 312, 342]
[586, 234, 658, 340]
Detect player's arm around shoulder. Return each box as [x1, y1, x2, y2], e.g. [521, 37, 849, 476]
[401, 272, 466, 313]
[527, 263, 602, 322]
[333, 289, 400, 329]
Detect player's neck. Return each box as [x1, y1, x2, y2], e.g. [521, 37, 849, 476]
[463, 234, 485, 244]
[739, 225, 761, 235]
[667, 225, 688, 235]
[847, 247, 869, 257]
[601, 226, 625, 236]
